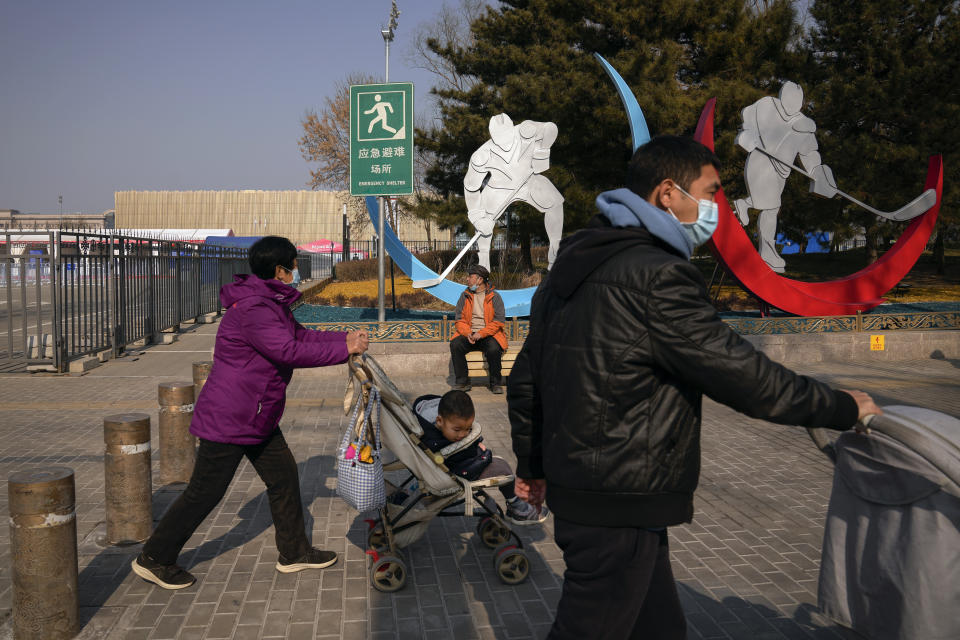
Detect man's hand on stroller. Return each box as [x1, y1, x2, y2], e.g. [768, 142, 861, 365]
[841, 389, 883, 433]
[515, 478, 546, 506]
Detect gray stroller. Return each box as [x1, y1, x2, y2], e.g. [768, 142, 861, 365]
[807, 405, 960, 639]
[343, 355, 532, 592]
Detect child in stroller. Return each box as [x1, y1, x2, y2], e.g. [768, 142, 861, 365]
[346, 354, 543, 592]
[412, 390, 548, 525]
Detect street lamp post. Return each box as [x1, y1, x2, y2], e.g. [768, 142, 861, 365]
[377, 0, 400, 323]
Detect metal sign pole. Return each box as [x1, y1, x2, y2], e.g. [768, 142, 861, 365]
[349, 2, 407, 322]
[377, 7, 397, 323]
[378, 195, 385, 322]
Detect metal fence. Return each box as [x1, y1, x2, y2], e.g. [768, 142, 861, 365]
[1, 231, 247, 373]
[296, 251, 340, 281]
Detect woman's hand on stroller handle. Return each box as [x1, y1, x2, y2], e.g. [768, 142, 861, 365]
[346, 330, 370, 355]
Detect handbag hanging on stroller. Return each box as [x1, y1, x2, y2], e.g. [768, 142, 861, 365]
[336, 382, 386, 513]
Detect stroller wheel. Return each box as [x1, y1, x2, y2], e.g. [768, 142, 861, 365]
[477, 517, 510, 548]
[492, 542, 529, 585]
[370, 554, 407, 592]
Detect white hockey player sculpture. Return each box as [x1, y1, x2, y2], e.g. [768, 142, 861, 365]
[733, 82, 838, 273]
[734, 81, 936, 273]
[465, 113, 564, 271]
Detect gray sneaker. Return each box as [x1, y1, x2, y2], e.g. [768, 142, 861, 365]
[505, 500, 549, 526]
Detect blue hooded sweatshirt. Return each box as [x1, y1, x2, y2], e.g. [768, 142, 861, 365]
[547, 188, 695, 302]
[595, 188, 693, 259]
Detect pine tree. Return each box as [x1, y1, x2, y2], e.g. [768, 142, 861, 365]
[415, 0, 806, 263]
[804, 0, 960, 270]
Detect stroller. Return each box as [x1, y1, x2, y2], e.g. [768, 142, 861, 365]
[343, 354, 532, 593]
[807, 406, 960, 640]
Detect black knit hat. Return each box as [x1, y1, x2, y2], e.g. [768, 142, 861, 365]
[467, 264, 490, 281]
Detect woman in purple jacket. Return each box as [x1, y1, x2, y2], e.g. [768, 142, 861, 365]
[132, 236, 369, 590]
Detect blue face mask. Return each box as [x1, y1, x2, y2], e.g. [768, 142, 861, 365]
[670, 183, 719, 247]
[468, 284, 478, 293]
[281, 265, 300, 288]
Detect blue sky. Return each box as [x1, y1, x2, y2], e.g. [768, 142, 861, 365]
[0, 0, 456, 214]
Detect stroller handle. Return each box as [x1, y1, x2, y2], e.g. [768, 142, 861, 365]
[348, 354, 373, 387]
[806, 415, 876, 464]
[807, 409, 960, 491]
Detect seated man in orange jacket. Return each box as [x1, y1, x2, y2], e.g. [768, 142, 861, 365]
[450, 265, 508, 394]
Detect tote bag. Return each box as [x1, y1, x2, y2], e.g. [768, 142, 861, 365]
[336, 385, 385, 512]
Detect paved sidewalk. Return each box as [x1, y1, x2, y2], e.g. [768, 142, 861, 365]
[0, 322, 957, 639]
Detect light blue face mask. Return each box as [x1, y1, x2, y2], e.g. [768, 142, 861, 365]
[670, 183, 719, 247]
[468, 284, 478, 293]
[281, 265, 300, 287]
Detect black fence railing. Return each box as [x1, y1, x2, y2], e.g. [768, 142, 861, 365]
[1, 231, 247, 372]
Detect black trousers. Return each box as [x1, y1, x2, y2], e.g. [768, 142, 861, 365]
[547, 518, 687, 640]
[450, 335, 503, 385]
[143, 430, 310, 566]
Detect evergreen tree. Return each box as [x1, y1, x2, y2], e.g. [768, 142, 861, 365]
[415, 0, 806, 264]
[804, 0, 960, 270]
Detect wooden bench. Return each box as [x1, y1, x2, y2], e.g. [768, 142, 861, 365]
[466, 350, 518, 378]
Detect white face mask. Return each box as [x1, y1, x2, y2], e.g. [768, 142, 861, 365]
[669, 183, 720, 247]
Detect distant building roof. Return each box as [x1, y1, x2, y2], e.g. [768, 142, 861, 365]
[204, 236, 262, 248]
[110, 229, 234, 241]
[0, 229, 233, 244]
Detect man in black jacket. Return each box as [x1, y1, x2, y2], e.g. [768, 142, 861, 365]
[506, 136, 880, 639]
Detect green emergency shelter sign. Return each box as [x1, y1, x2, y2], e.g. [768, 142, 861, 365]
[349, 82, 414, 196]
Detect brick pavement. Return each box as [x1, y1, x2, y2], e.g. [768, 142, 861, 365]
[0, 322, 957, 639]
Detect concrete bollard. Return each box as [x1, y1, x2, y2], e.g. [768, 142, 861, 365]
[192, 361, 213, 400]
[8, 467, 79, 640]
[103, 413, 152, 544]
[158, 382, 196, 485]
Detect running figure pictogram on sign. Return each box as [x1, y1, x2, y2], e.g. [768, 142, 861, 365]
[357, 90, 406, 141]
[365, 94, 397, 135]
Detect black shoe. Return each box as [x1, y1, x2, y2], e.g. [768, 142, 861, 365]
[131, 553, 196, 590]
[453, 382, 472, 392]
[276, 548, 338, 573]
[489, 384, 504, 395]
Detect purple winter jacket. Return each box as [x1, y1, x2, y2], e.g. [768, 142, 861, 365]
[190, 274, 350, 444]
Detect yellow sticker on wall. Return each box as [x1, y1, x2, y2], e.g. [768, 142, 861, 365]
[870, 335, 885, 351]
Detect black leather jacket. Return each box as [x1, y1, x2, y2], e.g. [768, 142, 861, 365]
[507, 216, 858, 528]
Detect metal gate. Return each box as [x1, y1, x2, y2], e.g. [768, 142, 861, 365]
[0, 232, 60, 372]
[1, 231, 247, 373]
